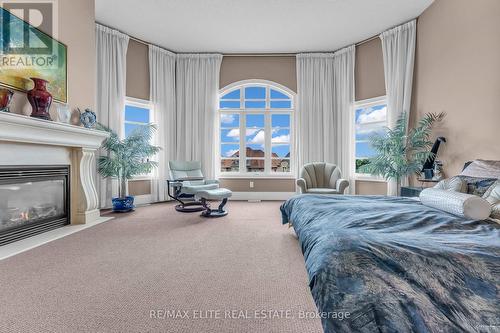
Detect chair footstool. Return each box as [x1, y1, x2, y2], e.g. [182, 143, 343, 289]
[196, 188, 233, 218]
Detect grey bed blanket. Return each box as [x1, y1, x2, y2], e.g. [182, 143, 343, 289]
[280, 194, 499, 333]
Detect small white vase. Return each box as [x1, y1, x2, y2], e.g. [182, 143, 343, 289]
[56, 104, 71, 124]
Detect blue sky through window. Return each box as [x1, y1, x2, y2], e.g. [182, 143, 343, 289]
[355, 103, 387, 159]
[125, 105, 149, 123]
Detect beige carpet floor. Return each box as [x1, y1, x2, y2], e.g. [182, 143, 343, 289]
[0, 201, 323, 333]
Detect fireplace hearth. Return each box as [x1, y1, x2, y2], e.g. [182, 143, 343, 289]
[0, 166, 70, 246]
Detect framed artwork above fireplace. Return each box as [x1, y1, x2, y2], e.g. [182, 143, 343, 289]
[0, 7, 68, 103]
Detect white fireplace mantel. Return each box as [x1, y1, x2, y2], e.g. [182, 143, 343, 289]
[0, 111, 110, 225]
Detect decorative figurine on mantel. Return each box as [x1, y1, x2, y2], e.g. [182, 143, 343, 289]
[27, 77, 53, 120]
[0, 87, 14, 113]
[78, 108, 97, 128]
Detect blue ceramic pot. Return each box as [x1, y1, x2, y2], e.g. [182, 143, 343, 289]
[80, 108, 97, 128]
[112, 196, 135, 212]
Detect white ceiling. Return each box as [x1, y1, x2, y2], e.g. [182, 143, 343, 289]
[95, 0, 433, 53]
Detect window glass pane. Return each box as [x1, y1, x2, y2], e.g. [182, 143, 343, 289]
[125, 123, 146, 138]
[220, 114, 239, 127]
[220, 129, 240, 142]
[245, 144, 265, 157]
[221, 144, 240, 158]
[355, 142, 377, 159]
[245, 101, 266, 109]
[246, 129, 264, 144]
[246, 114, 264, 127]
[272, 114, 290, 128]
[356, 159, 370, 173]
[125, 105, 149, 123]
[221, 159, 239, 172]
[272, 145, 290, 158]
[270, 101, 291, 109]
[272, 129, 290, 143]
[246, 159, 265, 173]
[355, 104, 387, 125]
[271, 159, 290, 173]
[270, 89, 289, 99]
[220, 100, 240, 109]
[245, 86, 266, 99]
[221, 89, 240, 100]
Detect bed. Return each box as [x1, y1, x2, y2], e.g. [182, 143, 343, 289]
[281, 194, 499, 333]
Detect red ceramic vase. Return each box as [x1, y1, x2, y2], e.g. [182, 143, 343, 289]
[0, 88, 14, 112]
[27, 78, 52, 120]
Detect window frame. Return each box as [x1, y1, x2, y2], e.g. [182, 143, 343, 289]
[217, 80, 295, 178]
[123, 96, 155, 180]
[353, 96, 388, 181]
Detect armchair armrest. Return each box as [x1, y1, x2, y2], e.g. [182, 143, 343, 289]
[336, 178, 349, 194]
[296, 178, 307, 194]
[205, 179, 220, 185]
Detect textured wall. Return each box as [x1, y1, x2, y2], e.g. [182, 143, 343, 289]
[411, 0, 500, 178]
[126, 39, 150, 100]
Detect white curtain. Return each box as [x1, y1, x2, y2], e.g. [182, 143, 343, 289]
[95, 24, 129, 208]
[380, 20, 416, 195]
[175, 54, 223, 179]
[149, 45, 176, 202]
[296, 46, 355, 193]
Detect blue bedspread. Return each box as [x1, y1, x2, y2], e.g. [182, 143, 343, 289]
[280, 195, 499, 333]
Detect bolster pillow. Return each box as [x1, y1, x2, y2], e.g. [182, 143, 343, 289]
[419, 188, 492, 220]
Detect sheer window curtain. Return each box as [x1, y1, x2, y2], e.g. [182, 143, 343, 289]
[149, 45, 176, 202]
[175, 54, 223, 179]
[380, 20, 416, 195]
[95, 24, 129, 208]
[296, 46, 355, 193]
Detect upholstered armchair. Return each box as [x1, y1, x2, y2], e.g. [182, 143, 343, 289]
[167, 161, 219, 212]
[296, 162, 349, 195]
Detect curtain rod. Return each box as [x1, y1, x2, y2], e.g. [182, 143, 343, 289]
[98, 22, 386, 56]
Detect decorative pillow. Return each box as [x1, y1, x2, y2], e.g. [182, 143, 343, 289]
[457, 176, 497, 197]
[433, 176, 467, 192]
[483, 180, 500, 220]
[419, 188, 492, 220]
[460, 159, 500, 179]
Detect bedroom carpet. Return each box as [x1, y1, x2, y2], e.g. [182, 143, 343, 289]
[0, 201, 323, 333]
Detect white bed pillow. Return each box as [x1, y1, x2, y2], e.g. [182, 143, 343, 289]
[433, 176, 467, 192]
[419, 188, 491, 220]
[483, 180, 500, 220]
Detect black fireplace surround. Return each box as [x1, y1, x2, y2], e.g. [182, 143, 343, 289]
[0, 166, 70, 246]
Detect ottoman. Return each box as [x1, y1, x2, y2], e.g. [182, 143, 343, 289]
[196, 188, 232, 217]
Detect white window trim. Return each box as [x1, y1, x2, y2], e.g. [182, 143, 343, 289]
[124, 96, 155, 180]
[353, 95, 387, 181]
[217, 79, 295, 178]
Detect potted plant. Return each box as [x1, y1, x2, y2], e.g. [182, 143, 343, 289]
[96, 123, 161, 212]
[359, 111, 445, 195]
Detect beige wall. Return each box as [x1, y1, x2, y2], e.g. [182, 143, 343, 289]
[126, 39, 150, 100]
[220, 56, 297, 92]
[411, 0, 500, 179]
[219, 178, 295, 193]
[355, 180, 387, 195]
[7, 0, 96, 123]
[355, 38, 386, 101]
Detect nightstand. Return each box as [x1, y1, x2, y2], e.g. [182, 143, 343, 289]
[400, 186, 423, 197]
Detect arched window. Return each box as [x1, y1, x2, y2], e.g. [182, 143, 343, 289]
[218, 80, 295, 176]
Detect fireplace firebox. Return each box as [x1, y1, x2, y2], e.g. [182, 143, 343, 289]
[0, 166, 70, 246]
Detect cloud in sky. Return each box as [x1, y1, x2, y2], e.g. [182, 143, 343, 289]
[272, 134, 290, 144]
[225, 149, 239, 157]
[358, 106, 387, 124]
[221, 114, 236, 124]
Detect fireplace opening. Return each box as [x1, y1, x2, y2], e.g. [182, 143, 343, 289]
[0, 166, 70, 246]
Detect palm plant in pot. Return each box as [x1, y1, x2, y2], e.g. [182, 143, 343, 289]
[359, 111, 445, 195]
[96, 123, 160, 212]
